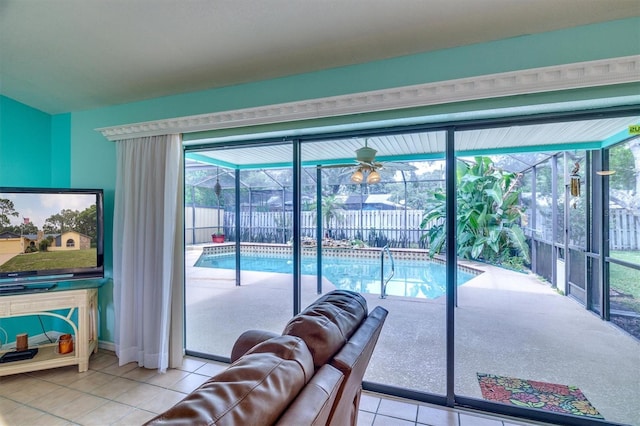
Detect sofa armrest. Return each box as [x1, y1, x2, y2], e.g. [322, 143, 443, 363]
[231, 329, 280, 362]
[275, 364, 344, 426]
[329, 306, 388, 426]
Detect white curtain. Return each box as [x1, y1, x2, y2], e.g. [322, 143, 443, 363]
[113, 134, 184, 372]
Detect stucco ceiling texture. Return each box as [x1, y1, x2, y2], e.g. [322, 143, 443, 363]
[1, 0, 639, 114]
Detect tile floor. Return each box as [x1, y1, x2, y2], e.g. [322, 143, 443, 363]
[0, 350, 555, 426]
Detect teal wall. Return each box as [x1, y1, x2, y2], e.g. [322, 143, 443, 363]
[0, 96, 53, 187]
[51, 113, 72, 187]
[0, 97, 59, 343]
[1, 18, 639, 344]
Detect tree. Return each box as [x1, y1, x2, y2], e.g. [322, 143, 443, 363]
[76, 204, 98, 242]
[42, 206, 97, 241]
[420, 156, 530, 266]
[609, 138, 640, 212]
[609, 142, 636, 191]
[311, 194, 346, 238]
[43, 210, 74, 234]
[3, 222, 38, 235]
[0, 198, 19, 229]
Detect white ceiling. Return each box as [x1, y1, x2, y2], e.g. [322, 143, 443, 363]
[1, 0, 639, 114]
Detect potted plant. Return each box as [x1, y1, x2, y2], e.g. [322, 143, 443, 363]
[212, 229, 225, 243]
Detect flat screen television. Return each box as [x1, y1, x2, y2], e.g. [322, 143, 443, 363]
[0, 187, 104, 291]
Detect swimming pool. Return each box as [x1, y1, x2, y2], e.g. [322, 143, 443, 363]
[195, 253, 476, 299]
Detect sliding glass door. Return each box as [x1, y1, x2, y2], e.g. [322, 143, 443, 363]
[300, 132, 450, 396]
[184, 142, 293, 360]
[181, 110, 640, 425]
[453, 120, 640, 426]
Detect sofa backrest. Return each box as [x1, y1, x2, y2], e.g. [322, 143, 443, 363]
[144, 335, 314, 426]
[283, 290, 368, 369]
[282, 290, 387, 426]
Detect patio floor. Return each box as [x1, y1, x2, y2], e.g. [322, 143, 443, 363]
[185, 246, 640, 426]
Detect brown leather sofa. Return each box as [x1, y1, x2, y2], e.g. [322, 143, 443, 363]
[145, 290, 388, 426]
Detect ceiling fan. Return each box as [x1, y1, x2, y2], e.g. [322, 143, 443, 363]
[351, 140, 383, 184]
[321, 139, 384, 184]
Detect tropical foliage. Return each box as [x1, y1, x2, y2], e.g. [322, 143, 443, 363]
[310, 194, 346, 237]
[420, 156, 530, 266]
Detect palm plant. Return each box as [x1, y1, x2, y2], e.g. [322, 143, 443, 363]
[421, 156, 530, 266]
[311, 194, 345, 238]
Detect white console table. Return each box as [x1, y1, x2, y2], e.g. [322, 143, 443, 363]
[0, 286, 99, 376]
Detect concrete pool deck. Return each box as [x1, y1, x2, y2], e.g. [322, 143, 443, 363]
[185, 245, 640, 425]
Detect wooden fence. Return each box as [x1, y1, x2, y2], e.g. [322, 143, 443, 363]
[185, 206, 640, 251]
[610, 209, 640, 251]
[185, 206, 432, 248]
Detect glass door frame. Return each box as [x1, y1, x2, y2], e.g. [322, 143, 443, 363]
[183, 106, 640, 426]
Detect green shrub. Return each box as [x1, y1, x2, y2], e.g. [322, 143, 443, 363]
[421, 156, 530, 265]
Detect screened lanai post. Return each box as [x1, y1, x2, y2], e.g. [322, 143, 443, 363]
[235, 168, 241, 286]
[551, 155, 559, 289]
[591, 150, 604, 317]
[190, 185, 196, 245]
[316, 166, 323, 294]
[445, 127, 456, 407]
[585, 153, 593, 310]
[562, 152, 570, 294]
[293, 140, 302, 314]
[402, 170, 408, 248]
[283, 186, 287, 244]
[530, 166, 537, 274]
[599, 149, 612, 320]
[248, 188, 253, 242]
[359, 184, 364, 239]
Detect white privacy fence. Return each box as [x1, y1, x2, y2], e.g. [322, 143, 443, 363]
[610, 209, 640, 251]
[185, 206, 224, 244]
[524, 208, 640, 251]
[186, 206, 640, 250]
[185, 206, 434, 248]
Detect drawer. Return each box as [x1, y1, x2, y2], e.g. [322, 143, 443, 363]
[9, 295, 79, 314]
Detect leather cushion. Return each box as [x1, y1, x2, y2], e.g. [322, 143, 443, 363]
[313, 290, 368, 321]
[145, 335, 313, 426]
[283, 290, 367, 369]
[230, 329, 280, 363]
[275, 364, 344, 426]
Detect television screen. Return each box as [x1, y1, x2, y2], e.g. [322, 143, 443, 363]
[0, 187, 104, 290]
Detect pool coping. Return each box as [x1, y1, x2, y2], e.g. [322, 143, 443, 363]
[199, 242, 483, 276]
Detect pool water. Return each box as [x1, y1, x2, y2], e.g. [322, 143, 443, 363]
[195, 254, 475, 299]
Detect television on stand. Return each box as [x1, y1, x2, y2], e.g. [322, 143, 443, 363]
[0, 187, 104, 293]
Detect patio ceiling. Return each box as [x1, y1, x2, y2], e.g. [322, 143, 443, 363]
[186, 115, 640, 172]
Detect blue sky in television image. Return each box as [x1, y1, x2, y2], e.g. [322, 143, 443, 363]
[0, 192, 95, 229]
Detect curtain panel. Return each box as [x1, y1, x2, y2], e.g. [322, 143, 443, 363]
[113, 134, 184, 371]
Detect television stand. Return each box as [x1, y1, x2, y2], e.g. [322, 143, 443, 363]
[0, 287, 98, 376]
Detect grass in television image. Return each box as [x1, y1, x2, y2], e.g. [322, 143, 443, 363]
[0, 249, 98, 272]
[0, 192, 99, 273]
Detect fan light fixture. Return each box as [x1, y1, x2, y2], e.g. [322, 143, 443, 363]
[596, 170, 616, 176]
[351, 165, 382, 184]
[351, 169, 364, 183]
[350, 139, 382, 184]
[367, 170, 381, 184]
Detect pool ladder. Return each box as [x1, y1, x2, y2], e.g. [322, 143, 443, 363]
[380, 245, 395, 299]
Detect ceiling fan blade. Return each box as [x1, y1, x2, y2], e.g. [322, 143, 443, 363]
[318, 163, 356, 169]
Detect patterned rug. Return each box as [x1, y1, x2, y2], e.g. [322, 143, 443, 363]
[477, 373, 604, 419]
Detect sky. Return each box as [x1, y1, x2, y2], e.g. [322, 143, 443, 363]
[0, 191, 95, 230]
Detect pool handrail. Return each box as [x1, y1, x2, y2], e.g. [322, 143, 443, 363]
[380, 244, 395, 299]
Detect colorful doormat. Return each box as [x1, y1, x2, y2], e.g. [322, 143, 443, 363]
[477, 373, 604, 419]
